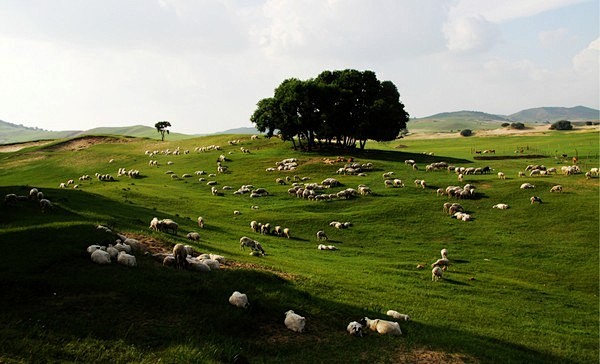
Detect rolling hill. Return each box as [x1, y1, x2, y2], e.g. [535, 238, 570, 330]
[508, 106, 600, 122]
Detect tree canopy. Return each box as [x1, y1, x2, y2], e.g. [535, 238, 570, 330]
[155, 121, 171, 141]
[250, 69, 409, 150]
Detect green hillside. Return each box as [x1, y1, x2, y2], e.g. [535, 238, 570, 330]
[409, 110, 508, 133]
[0, 131, 598, 363]
[509, 106, 599, 122]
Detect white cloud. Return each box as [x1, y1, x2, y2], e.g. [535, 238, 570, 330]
[538, 27, 570, 47]
[448, 0, 588, 23]
[573, 37, 600, 70]
[443, 14, 500, 53]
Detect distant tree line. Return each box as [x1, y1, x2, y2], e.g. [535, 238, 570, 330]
[250, 69, 409, 150]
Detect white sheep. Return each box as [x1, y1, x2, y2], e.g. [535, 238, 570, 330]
[497, 172, 505, 180]
[186, 232, 200, 241]
[520, 183, 535, 189]
[39, 199, 53, 212]
[549, 185, 563, 193]
[284, 310, 306, 333]
[149, 217, 159, 231]
[386, 310, 411, 321]
[282, 228, 291, 239]
[186, 258, 211, 272]
[360, 317, 402, 335]
[432, 266, 443, 281]
[346, 321, 364, 337]
[229, 291, 250, 309]
[106, 245, 119, 261]
[117, 251, 137, 267]
[441, 248, 448, 260]
[240, 236, 265, 255]
[530, 196, 542, 204]
[197, 216, 205, 228]
[432, 258, 450, 271]
[316, 230, 328, 241]
[173, 243, 188, 269]
[90, 249, 111, 265]
[492, 203, 509, 209]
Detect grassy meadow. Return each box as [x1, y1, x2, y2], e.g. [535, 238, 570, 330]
[0, 130, 598, 363]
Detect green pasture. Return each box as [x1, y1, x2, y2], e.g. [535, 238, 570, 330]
[0, 131, 598, 363]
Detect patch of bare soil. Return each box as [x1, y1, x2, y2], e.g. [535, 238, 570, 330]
[0, 140, 54, 153]
[46, 136, 129, 151]
[394, 348, 478, 364]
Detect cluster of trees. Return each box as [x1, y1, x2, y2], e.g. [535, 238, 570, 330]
[250, 69, 409, 150]
[550, 120, 573, 130]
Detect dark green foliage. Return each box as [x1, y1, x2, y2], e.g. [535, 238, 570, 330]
[501, 122, 510, 127]
[510, 122, 525, 129]
[251, 69, 409, 151]
[549, 120, 573, 130]
[460, 129, 472, 136]
[155, 121, 172, 141]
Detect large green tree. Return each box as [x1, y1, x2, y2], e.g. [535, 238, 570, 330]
[155, 121, 171, 141]
[251, 69, 409, 150]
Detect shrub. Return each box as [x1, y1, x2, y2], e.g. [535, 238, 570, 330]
[550, 120, 573, 130]
[501, 123, 510, 127]
[510, 122, 525, 129]
[460, 129, 472, 137]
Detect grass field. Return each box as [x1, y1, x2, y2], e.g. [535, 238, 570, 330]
[0, 130, 598, 363]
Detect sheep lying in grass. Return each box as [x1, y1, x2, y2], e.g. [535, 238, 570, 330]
[117, 251, 137, 267]
[432, 266, 443, 281]
[360, 317, 402, 335]
[550, 185, 563, 193]
[520, 183, 535, 189]
[386, 310, 411, 321]
[347, 321, 364, 337]
[229, 291, 250, 309]
[91, 249, 111, 265]
[492, 203, 509, 209]
[318, 244, 337, 250]
[284, 310, 306, 333]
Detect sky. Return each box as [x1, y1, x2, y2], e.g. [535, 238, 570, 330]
[0, 0, 598, 135]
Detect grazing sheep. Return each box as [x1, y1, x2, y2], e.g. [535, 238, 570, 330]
[149, 217, 159, 231]
[197, 216, 204, 228]
[282, 228, 291, 239]
[432, 258, 450, 271]
[360, 317, 402, 335]
[229, 291, 250, 309]
[29, 188, 39, 200]
[492, 203, 509, 209]
[4, 193, 17, 206]
[530, 196, 542, 204]
[497, 172, 505, 180]
[520, 183, 535, 189]
[250, 220, 260, 233]
[518, 171, 525, 177]
[260, 223, 271, 235]
[239, 236, 265, 255]
[284, 310, 306, 333]
[173, 243, 188, 270]
[158, 219, 178, 234]
[39, 199, 53, 212]
[90, 249, 111, 265]
[386, 310, 411, 321]
[117, 251, 137, 267]
[233, 210, 241, 215]
[347, 321, 364, 337]
[432, 266, 443, 281]
[441, 248, 448, 260]
[550, 185, 563, 193]
[186, 232, 200, 241]
[316, 230, 328, 241]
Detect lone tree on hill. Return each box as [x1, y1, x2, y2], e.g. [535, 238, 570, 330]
[155, 121, 171, 141]
[251, 69, 409, 151]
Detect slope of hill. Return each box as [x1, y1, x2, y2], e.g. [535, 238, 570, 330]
[409, 110, 509, 133]
[508, 106, 599, 122]
[80, 125, 195, 141]
[0, 120, 80, 144]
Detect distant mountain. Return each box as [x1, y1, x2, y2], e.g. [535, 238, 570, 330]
[214, 126, 260, 135]
[0, 120, 80, 144]
[508, 106, 599, 122]
[422, 110, 510, 121]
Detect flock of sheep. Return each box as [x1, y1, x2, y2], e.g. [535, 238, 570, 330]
[4, 187, 53, 212]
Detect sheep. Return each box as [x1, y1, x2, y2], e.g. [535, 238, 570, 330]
[520, 183, 535, 189]
[202, 258, 220, 270]
[39, 199, 53, 212]
[158, 219, 178, 234]
[186, 258, 211, 272]
[386, 310, 411, 321]
[117, 251, 137, 267]
[4, 193, 17, 207]
[90, 249, 111, 265]
[106, 245, 119, 261]
[550, 185, 563, 193]
[186, 232, 200, 241]
[492, 203, 509, 209]
[29, 188, 39, 200]
[282, 228, 291, 239]
[173, 243, 188, 270]
[432, 258, 450, 271]
[441, 248, 448, 260]
[432, 266, 443, 281]
[260, 223, 271, 235]
[497, 172, 505, 180]
[284, 310, 306, 333]
[585, 172, 591, 179]
[347, 321, 364, 337]
[149, 217, 159, 231]
[518, 171, 525, 177]
[316, 230, 328, 241]
[239, 236, 265, 255]
[229, 291, 250, 309]
[360, 317, 402, 335]
[530, 196, 542, 204]
[197, 216, 205, 228]
[318, 244, 337, 250]
[250, 220, 260, 233]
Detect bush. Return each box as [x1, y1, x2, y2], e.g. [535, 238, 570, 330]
[550, 120, 573, 130]
[460, 129, 472, 137]
[510, 122, 525, 130]
[501, 123, 510, 127]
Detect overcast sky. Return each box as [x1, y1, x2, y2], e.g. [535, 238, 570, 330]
[0, 0, 598, 134]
